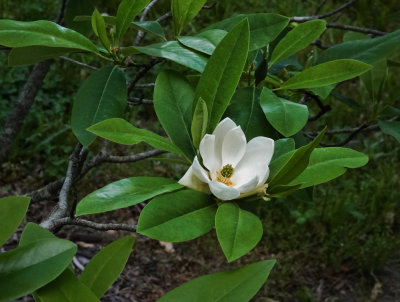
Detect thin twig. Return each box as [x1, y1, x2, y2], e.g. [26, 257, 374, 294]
[135, 0, 160, 45]
[133, 83, 155, 88]
[313, 0, 328, 15]
[45, 217, 137, 232]
[156, 11, 172, 23]
[291, 0, 359, 22]
[326, 23, 386, 36]
[127, 58, 162, 93]
[128, 97, 154, 105]
[304, 124, 368, 147]
[59, 56, 98, 70]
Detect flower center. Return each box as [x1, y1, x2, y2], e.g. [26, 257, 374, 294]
[216, 164, 234, 186]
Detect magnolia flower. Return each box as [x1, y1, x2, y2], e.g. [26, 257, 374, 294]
[179, 118, 274, 200]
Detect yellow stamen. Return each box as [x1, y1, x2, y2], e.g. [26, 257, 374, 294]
[216, 164, 235, 186]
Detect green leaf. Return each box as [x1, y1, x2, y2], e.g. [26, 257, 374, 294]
[8, 46, 78, 66]
[137, 190, 217, 242]
[215, 203, 263, 262]
[19, 223, 55, 247]
[178, 29, 227, 55]
[271, 138, 295, 162]
[223, 87, 276, 140]
[130, 41, 208, 72]
[0, 196, 30, 247]
[154, 70, 196, 159]
[172, 0, 207, 36]
[268, 128, 326, 189]
[87, 118, 183, 154]
[65, 0, 94, 36]
[91, 8, 110, 50]
[157, 260, 276, 302]
[0, 20, 98, 53]
[260, 87, 308, 137]
[132, 21, 165, 40]
[80, 237, 135, 298]
[268, 184, 302, 197]
[309, 84, 335, 100]
[194, 19, 250, 132]
[317, 29, 400, 65]
[115, 0, 151, 42]
[191, 97, 208, 149]
[0, 238, 77, 301]
[36, 270, 98, 302]
[270, 20, 326, 66]
[76, 177, 183, 216]
[206, 13, 290, 51]
[379, 120, 400, 143]
[71, 66, 127, 146]
[360, 59, 387, 101]
[289, 147, 369, 188]
[278, 59, 371, 90]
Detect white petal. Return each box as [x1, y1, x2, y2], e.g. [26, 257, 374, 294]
[199, 134, 219, 173]
[209, 181, 240, 200]
[178, 166, 210, 193]
[221, 126, 247, 167]
[232, 137, 274, 186]
[212, 118, 237, 165]
[192, 156, 211, 183]
[235, 175, 259, 193]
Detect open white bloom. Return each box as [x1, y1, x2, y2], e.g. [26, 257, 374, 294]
[179, 118, 274, 200]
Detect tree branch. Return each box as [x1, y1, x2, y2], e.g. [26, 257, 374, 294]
[45, 217, 137, 232]
[127, 58, 162, 93]
[128, 97, 154, 105]
[135, 0, 160, 45]
[59, 56, 98, 70]
[326, 23, 386, 36]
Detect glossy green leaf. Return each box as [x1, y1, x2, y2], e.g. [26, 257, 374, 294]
[271, 138, 295, 162]
[0, 196, 30, 247]
[76, 177, 183, 216]
[0, 20, 98, 53]
[80, 237, 135, 298]
[207, 13, 290, 51]
[215, 203, 263, 262]
[36, 270, 98, 302]
[154, 70, 196, 159]
[8, 46, 78, 66]
[91, 8, 110, 50]
[289, 147, 369, 188]
[191, 97, 208, 149]
[157, 260, 276, 302]
[360, 59, 387, 101]
[317, 29, 400, 65]
[131, 41, 208, 72]
[172, 0, 207, 36]
[268, 128, 326, 189]
[87, 118, 183, 154]
[115, 0, 151, 42]
[223, 87, 276, 141]
[379, 120, 400, 143]
[19, 223, 55, 247]
[309, 84, 335, 100]
[194, 19, 250, 132]
[0, 238, 77, 301]
[260, 87, 308, 137]
[278, 59, 371, 90]
[137, 190, 217, 242]
[178, 29, 227, 55]
[268, 184, 302, 197]
[65, 0, 94, 35]
[71, 66, 127, 146]
[270, 20, 326, 66]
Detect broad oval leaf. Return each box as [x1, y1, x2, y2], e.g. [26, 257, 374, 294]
[206, 13, 290, 51]
[289, 147, 369, 188]
[317, 29, 400, 65]
[87, 118, 183, 155]
[154, 70, 196, 159]
[215, 203, 263, 262]
[65, 0, 94, 36]
[270, 19, 326, 66]
[157, 260, 276, 302]
[0, 196, 30, 246]
[271, 138, 295, 162]
[172, 0, 207, 36]
[260, 87, 308, 137]
[191, 97, 208, 149]
[71, 66, 126, 146]
[91, 8, 110, 50]
[19, 223, 55, 247]
[115, 0, 151, 42]
[178, 29, 227, 55]
[278, 59, 371, 90]
[36, 270, 98, 302]
[137, 190, 217, 242]
[80, 237, 135, 298]
[0, 20, 98, 53]
[8, 46, 78, 66]
[194, 19, 250, 132]
[0, 238, 77, 301]
[378, 120, 400, 143]
[223, 87, 276, 141]
[131, 41, 208, 72]
[76, 177, 183, 216]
